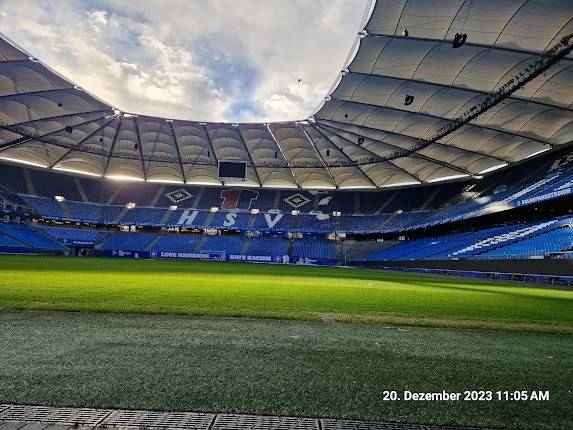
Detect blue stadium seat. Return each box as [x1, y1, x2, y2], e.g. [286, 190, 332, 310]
[247, 236, 289, 256]
[100, 232, 157, 251]
[0, 223, 65, 250]
[149, 234, 201, 252]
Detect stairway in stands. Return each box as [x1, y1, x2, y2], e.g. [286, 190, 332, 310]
[112, 207, 131, 224]
[192, 235, 208, 253]
[144, 235, 161, 251]
[57, 199, 73, 218]
[240, 237, 251, 255]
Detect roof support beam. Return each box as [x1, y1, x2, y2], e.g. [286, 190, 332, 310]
[324, 96, 556, 149]
[366, 32, 541, 57]
[316, 122, 464, 179]
[200, 123, 219, 164]
[0, 87, 75, 100]
[491, 1, 530, 48]
[0, 114, 114, 153]
[167, 120, 187, 183]
[133, 117, 147, 181]
[331, 32, 573, 159]
[345, 70, 571, 112]
[265, 124, 299, 187]
[320, 117, 509, 164]
[103, 117, 123, 177]
[235, 125, 262, 186]
[309, 123, 381, 188]
[48, 115, 119, 168]
[298, 122, 337, 187]
[7, 109, 113, 127]
[314, 122, 422, 182]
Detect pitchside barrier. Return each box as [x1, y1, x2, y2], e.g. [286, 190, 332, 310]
[0, 247, 45, 255]
[356, 259, 573, 285]
[379, 267, 573, 286]
[94, 249, 337, 266]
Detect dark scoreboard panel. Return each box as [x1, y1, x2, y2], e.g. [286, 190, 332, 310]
[218, 161, 247, 179]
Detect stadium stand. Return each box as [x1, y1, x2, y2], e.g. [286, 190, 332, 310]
[247, 235, 289, 256]
[0, 223, 64, 250]
[0, 233, 26, 248]
[99, 232, 157, 252]
[0, 150, 571, 269]
[41, 226, 110, 245]
[0, 149, 568, 236]
[0, 21, 572, 272]
[119, 207, 169, 226]
[199, 235, 245, 255]
[19, 195, 68, 219]
[292, 236, 336, 260]
[148, 234, 201, 253]
[363, 217, 573, 261]
[66, 201, 102, 223]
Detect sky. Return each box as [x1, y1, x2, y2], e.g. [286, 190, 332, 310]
[0, 0, 369, 122]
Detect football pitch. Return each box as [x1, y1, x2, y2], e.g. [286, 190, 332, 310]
[0, 255, 572, 430]
[0, 255, 572, 331]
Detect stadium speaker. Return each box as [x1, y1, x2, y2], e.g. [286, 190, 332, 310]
[65, 126, 73, 133]
[452, 33, 467, 48]
[326, 149, 330, 156]
[404, 95, 415, 105]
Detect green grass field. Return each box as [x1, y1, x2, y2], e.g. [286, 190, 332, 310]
[0, 255, 571, 331]
[0, 255, 572, 430]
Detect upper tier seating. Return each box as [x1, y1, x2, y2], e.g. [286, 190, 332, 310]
[19, 195, 67, 219]
[119, 207, 169, 225]
[0, 146, 570, 235]
[209, 211, 251, 230]
[293, 213, 335, 232]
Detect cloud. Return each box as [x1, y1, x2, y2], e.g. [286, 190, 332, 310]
[0, 0, 368, 122]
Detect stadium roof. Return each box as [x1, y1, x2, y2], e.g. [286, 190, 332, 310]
[0, 0, 572, 189]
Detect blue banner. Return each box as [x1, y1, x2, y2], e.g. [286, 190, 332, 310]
[97, 249, 336, 266]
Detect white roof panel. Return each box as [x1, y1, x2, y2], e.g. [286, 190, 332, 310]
[0, 0, 571, 189]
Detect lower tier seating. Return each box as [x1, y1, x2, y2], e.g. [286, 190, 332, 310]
[364, 217, 573, 261]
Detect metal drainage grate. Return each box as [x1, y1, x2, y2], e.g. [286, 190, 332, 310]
[321, 419, 430, 430]
[0, 423, 32, 430]
[101, 409, 215, 429]
[212, 414, 319, 430]
[424, 427, 497, 430]
[321, 419, 497, 430]
[0, 405, 111, 425]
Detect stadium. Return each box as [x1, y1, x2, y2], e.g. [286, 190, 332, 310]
[0, 1, 572, 429]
